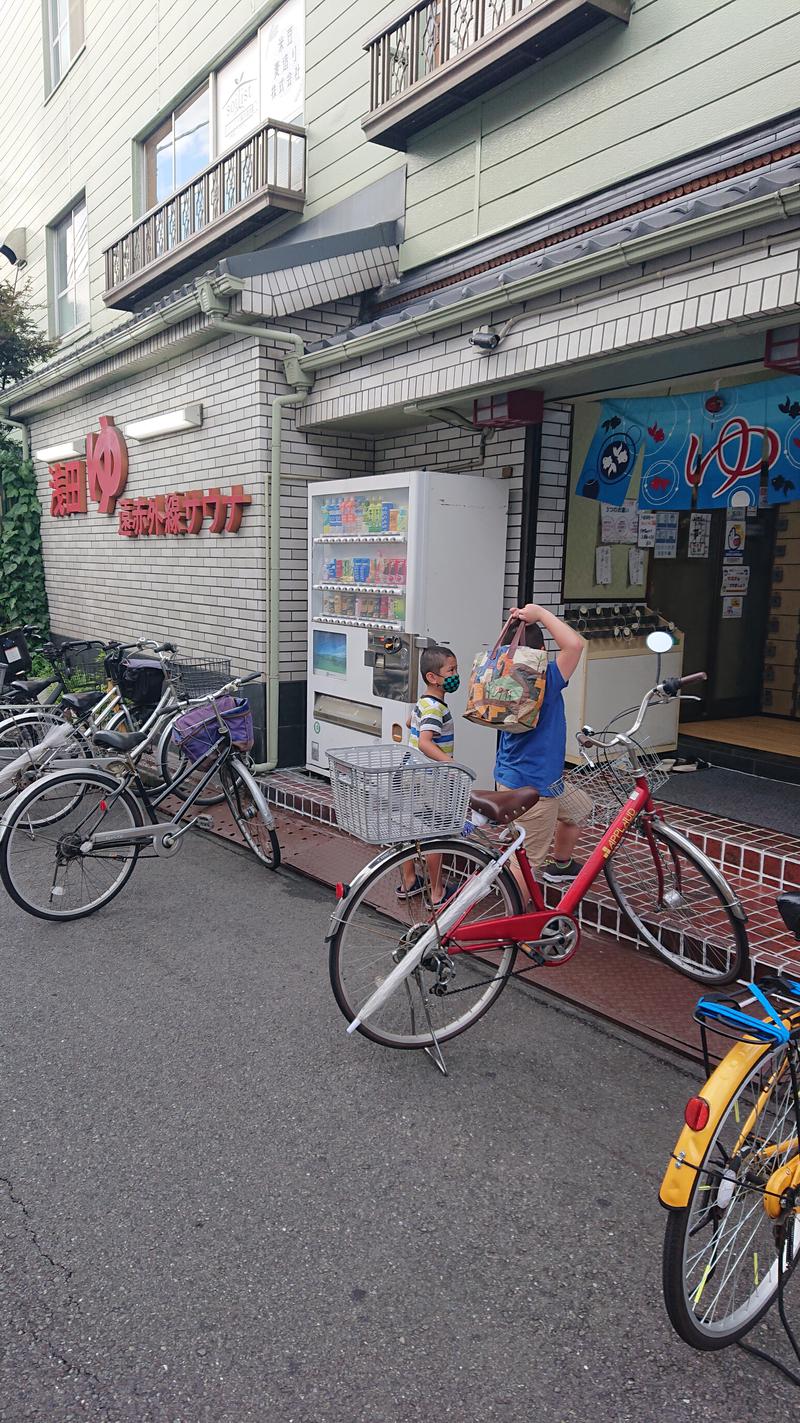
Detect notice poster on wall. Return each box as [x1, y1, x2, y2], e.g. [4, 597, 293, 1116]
[654, 511, 679, 559]
[687, 512, 711, 559]
[595, 545, 612, 585]
[637, 511, 657, 548]
[722, 595, 744, 619]
[724, 514, 747, 561]
[721, 565, 751, 596]
[628, 546, 645, 586]
[261, 0, 305, 124]
[601, 499, 639, 544]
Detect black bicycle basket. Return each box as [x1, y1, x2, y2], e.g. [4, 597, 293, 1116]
[108, 654, 165, 708]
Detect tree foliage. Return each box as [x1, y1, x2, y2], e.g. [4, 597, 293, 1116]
[0, 277, 55, 392]
[0, 278, 54, 631]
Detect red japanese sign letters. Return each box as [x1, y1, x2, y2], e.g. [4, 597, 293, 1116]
[48, 415, 251, 537]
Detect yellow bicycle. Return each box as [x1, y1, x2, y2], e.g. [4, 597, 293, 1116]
[660, 893, 800, 1361]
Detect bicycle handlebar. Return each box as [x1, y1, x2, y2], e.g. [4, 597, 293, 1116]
[579, 670, 708, 751]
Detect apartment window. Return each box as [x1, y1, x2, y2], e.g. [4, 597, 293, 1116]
[45, 0, 85, 94]
[144, 86, 211, 208]
[52, 199, 88, 335]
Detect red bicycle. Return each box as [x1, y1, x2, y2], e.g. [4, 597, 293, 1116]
[328, 672, 749, 1070]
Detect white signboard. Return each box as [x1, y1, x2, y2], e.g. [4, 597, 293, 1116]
[687, 512, 711, 559]
[261, 0, 304, 124]
[217, 38, 260, 151]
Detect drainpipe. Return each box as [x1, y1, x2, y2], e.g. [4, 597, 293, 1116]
[196, 278, 313, 772]
[0, 413, 30, 461]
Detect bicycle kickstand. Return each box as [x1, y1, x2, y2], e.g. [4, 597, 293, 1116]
[412, 968, 448, 1077]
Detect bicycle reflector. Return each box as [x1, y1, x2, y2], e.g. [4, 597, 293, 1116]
[335, 883, 349, 900]
[684, 1096, 711, 1131]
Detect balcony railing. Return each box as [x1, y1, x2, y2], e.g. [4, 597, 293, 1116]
[364, 0, 632, 148]
[103, 120, 306, 309]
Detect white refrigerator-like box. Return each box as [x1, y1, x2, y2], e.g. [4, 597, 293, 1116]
[307, 471, 510, 784]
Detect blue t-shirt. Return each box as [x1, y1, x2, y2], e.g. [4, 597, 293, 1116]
[494, 660, 568, 795]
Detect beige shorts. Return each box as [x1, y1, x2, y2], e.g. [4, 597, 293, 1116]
[496, 781, 592, 868]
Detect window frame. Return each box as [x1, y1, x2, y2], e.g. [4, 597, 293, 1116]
[49, 197, 89, 339]
[143, 81, 214, 212]
[43, 0, 85, 98]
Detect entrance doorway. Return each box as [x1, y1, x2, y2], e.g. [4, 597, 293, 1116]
[647, 508, 776, 722]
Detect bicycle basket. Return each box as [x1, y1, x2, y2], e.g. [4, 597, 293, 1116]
[558, 744, 670, 829]
[171, 657, 232, 699]
[61, 643, 107, 692]
[108, 655, 165, 708]
[171, 695, 254, 763]
[328, 744, 475, 844]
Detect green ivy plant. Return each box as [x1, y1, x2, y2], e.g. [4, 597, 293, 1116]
[0, 436, 50, 634]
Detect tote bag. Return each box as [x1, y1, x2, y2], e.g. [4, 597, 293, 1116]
[463, 617, 548, 734]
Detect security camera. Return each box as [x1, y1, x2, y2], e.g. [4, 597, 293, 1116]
[469, 326, 501, 352]
[0, 227, 26, 266]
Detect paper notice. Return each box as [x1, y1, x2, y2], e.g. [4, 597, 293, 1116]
[654, 511, 679, 559]
[628, 546, 645, 586]
[721, 565, 750, 595]
[637, 511, 657, 548]
[722, 595, 744, 619]
[724, 514, 747, 558]
[601, 499, 639, 544]
[595, 545, 612, 585]
[687, 512, 711, 559]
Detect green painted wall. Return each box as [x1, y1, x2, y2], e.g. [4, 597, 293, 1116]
[402, 0, 800, 271]
[562, 402, 649, 600]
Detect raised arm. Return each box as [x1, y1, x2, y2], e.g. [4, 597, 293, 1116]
[510, 603, 586, 681]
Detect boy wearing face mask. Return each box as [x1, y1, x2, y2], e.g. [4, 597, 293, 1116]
[398, 645, 459, 903]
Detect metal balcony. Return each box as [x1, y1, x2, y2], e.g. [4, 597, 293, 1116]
[103, 121, 306, 309]
[364, 0, 632, 149]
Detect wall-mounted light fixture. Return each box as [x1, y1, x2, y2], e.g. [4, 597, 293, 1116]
[123, 403, 203, 442]
[34, 439, 85, 462]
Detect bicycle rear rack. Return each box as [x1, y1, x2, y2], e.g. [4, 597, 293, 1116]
[694, 974, 800, 1075]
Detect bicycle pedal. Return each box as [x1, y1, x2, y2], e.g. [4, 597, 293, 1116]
[519, 942, 546, 966]
[195, 814, 213, 830]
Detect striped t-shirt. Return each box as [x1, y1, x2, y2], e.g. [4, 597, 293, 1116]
[408, 695, 454, 757]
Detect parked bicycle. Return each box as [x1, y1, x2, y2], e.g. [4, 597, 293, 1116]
[660, 894, 800, 1368]
[0, 672, 279, 920]
[326, 671, 748, 1072]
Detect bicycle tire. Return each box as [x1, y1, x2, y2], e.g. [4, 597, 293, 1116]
[329, 838, 523, 1049]
[662, 1041, 800, 1349]
[604, 819, 748, 985]
[222, 763, 280, 869]
[0, 768, 143, 921]
[0, 712, 92, 823]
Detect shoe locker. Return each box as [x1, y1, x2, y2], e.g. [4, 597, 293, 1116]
[764, 509, 800, 718]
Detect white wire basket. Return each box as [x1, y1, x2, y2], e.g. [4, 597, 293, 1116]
[328, 745, 475, 844]
[557, 744, 670, 830]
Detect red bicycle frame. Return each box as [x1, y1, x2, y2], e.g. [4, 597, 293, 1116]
[444, 776, 654, 956]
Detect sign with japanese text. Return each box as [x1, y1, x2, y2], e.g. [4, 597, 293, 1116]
[217, 37, 260, 151]
[261, 0, 304, 125]
[48, 415, 251, 538]
[576, 377, 800, 511]
[118, 487, 251, 538]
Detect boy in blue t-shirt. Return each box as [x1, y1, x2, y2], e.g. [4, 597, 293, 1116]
[494, 603, 587, 889]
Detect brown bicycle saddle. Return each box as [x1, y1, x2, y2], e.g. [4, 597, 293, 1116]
[468, 786, 540, 825]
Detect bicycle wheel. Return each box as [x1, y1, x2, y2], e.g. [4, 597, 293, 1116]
[158, 716, 225, 806]
[663, 1042, 800, 1349]
[330, 838, 522, 1049]
[0, 713, 91, 823]
[222, 763, 280, 869]
[604, 818, 748, 985]
[0, 768, 143, 921]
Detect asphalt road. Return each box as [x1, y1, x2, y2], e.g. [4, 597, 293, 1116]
[0, 830, 796, 1422]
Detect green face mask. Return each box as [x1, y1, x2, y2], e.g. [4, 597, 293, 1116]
[442, 673, 460, 694]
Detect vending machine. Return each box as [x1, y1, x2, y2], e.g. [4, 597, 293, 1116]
[307, 470, 510, 784]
